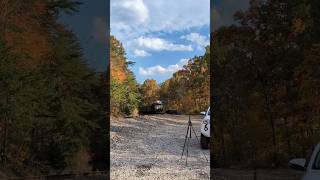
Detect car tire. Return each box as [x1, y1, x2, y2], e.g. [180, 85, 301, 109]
[200, 134, 209, 149]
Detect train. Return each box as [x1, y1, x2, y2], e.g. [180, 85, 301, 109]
[139, 100, 164, 114]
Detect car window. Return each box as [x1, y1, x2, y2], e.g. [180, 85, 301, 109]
[313, 149, 320, 170]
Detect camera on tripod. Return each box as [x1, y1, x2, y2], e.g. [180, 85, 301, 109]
[181, 115, 209, 166]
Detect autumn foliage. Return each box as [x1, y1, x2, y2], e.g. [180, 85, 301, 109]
[0, 0, 106, 176]
[110, 36, 140, 116]
[110, 34, 210, 115]
[159, 49, 210, 114]
[212, 0, 320, 168]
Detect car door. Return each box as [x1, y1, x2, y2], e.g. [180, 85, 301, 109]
[204, 107, 210, 134]
[304, 143, 320, 180]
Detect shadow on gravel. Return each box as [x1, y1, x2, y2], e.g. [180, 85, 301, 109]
[135, 164, 152, 177]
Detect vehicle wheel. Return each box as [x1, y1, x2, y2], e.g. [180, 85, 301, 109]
[200, 134, 209, 149]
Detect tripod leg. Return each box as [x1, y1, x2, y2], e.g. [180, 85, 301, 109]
[186, 136, 189, 166]
[186, 126, 192, 166]
[181, 126, 190, 159]
[191, 126, 201, 145]
[191, 126, 209, 162]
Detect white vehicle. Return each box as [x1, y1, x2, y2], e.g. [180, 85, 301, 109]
[200, 107, 210, 149]
[289, 142, 320, 180]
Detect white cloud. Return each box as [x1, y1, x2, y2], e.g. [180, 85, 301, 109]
[139, 65, 170, 76]
[143, 0, 209, 33]
[134, 49, 150, 57]
[111, 0, 149, 25]
[139, 58, 190, 76]
[181, 33, 209, 49]
[179, 58, 190, 65]
[111, 0, 210, 43]
[131, 37, 193, 52]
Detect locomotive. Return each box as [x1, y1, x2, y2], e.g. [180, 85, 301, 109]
[139, 100, 164, 114]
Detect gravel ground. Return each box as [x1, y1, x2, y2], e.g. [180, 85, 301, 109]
[111, 114, 210, 180]
[212, 169, 303, 180]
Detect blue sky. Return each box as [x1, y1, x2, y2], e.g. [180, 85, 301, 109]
[56, 0, 250, 76]
[211, 0, 250, 31]
[58, 0, 108, 72]
[111, 0, 210, 84]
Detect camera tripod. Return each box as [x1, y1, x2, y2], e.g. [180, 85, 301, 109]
[181, 115, 209, 166]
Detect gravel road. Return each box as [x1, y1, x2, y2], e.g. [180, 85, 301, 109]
[111, 114, 210, 180]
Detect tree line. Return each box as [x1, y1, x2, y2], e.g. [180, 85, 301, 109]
[211, 0, 320, 168]
[159, 48, 210, 114]
[110, 36, 140, 116]
[110, 36, 210, 116]
[0, 0, 107, 176]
